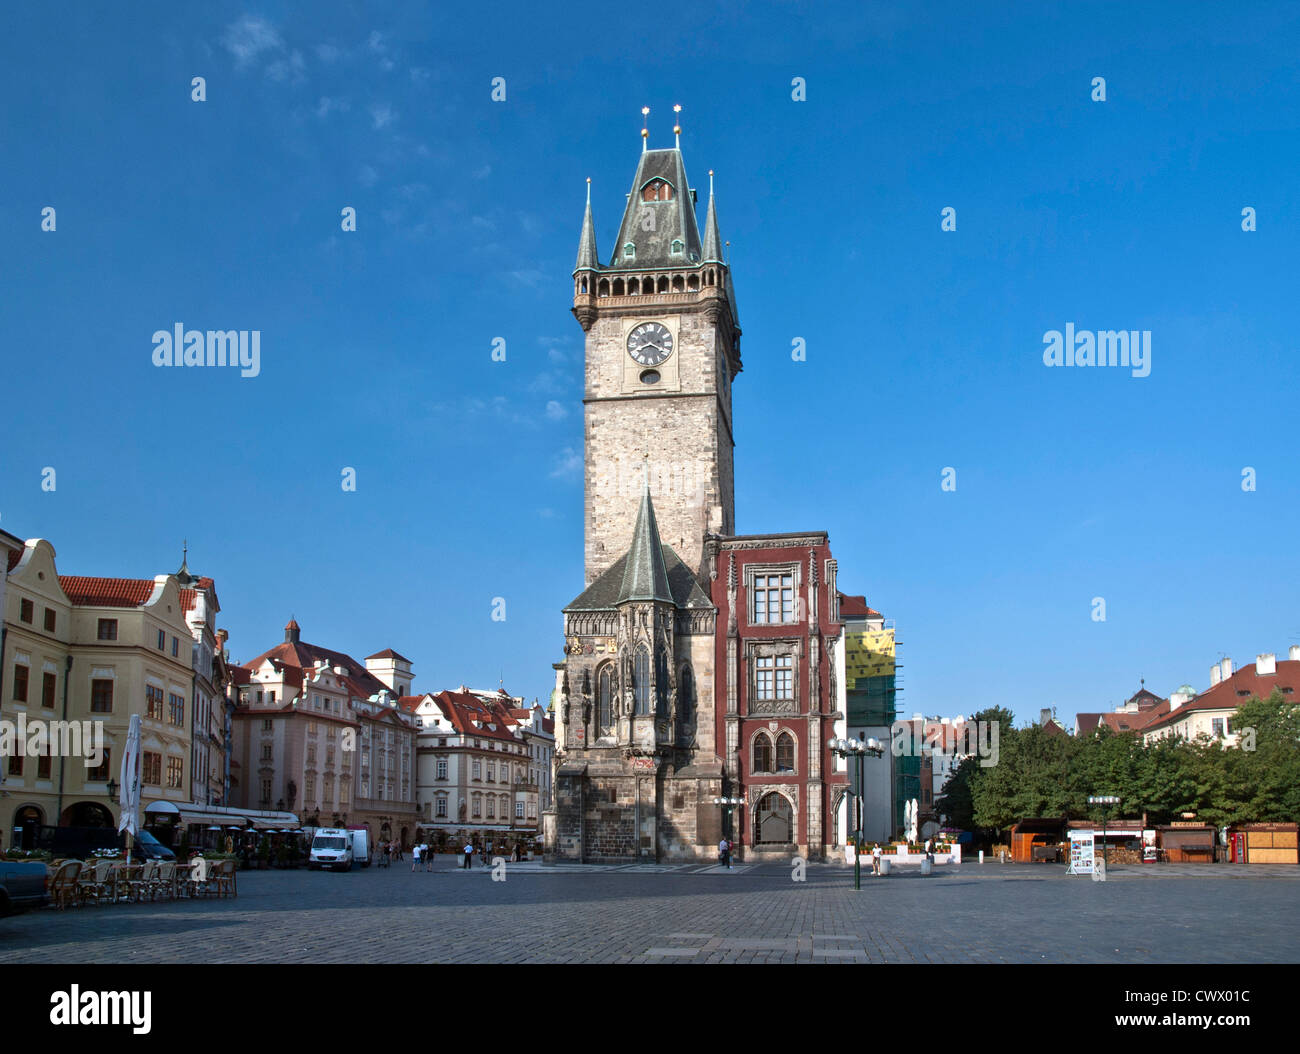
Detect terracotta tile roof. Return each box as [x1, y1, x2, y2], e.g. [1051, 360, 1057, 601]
[6, 546, 23, 572]
[837, 592, 882, 619]
[59, 576, 156, 607]
[364, 648, 413, 663]
[431, 690, 524, 743]
[1140, 661, 1300, 733]
[179, 578, 220, 614]
[241, 638, 390, 699]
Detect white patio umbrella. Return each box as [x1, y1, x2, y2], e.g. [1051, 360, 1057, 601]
[117, 714, 142, 864]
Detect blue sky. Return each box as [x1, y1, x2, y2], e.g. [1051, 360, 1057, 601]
[2, 2, 1298, 726]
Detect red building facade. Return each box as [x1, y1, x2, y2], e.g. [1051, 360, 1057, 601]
[708, 533, 849, 858]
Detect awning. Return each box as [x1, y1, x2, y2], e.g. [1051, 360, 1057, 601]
[144, 801, 182, 816]
[181, 809, 250, 828]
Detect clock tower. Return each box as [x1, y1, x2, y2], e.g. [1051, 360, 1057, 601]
[571, 141, 741, 586]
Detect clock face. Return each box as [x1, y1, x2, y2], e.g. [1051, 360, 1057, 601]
[627, 322, 673, 366]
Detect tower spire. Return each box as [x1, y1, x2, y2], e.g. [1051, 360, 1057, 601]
[702, 169, 723, 262]
[641, 106, 649, 152]
[673, 104, 681, 149]
[617, 482, 673, 605]
[574, 177, 599, 272]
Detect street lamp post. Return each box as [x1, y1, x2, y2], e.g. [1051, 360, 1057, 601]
[713, 797, 744, 862]
[1088, 794, 1120, 871]
[828, 737, 885, 890]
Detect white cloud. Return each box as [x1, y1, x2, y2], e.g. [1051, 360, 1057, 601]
[370, 103, 396, 129]
[472, 164, 492, 180]
[222, 15, 282, 67]
[545, 400, 567, 421]
[550, 447, 582, 480]
[507, 268, 545, 287]
[266, 49, 306, 84]
[410, 67, 431, 84]
[359, 165, 378, 187]
[368, 30, 386, 53]
[315, 43, 342, 63]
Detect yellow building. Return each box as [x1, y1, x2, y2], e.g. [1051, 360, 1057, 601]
[2, 538, 198, 845]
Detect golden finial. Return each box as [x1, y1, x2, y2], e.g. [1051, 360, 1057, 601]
[673, 103, 682, 148]
[586, 176, 591, 204]
[641, 106, 650, 151]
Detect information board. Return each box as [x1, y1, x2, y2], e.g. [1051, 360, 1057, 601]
[1067, 830, 1095, 875]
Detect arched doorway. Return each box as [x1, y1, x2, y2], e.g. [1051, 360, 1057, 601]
[754, 792, 794, 845]
[62, 801, 113, 828]
[12, 805, 44, 849]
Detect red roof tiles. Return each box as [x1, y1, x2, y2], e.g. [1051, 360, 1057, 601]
[59, 576, 156, 607]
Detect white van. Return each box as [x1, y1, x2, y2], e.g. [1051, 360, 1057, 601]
[309, 828, 353, 871]
[347, 827, 370, 868]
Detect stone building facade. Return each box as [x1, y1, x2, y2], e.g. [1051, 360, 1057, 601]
[549, 133, 859, 863]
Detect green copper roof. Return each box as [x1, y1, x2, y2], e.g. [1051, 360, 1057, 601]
[610, 149, 702, 270]
[702, 186, 723, 263]
[617, 487, 674, 604]
[564, 542, 711, 613]
[574, 189, 600, 272]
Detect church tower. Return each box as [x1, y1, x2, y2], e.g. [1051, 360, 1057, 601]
[571, 126, 741, 586]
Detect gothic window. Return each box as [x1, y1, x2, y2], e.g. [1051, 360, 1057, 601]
[612, 277, 625, 295]
[623, 242, 635, 260]
[598, 278, 610, 297]
[597, 664, 614, 735]
[628, 277, 640, 295]
[753, 732, 773, 773]
[655, 648, 670, 717]
[678, 665, 693, 724]
[671, 239, 684, 255]
[776, 732, 795, 773]
[634, 646, 650, 715]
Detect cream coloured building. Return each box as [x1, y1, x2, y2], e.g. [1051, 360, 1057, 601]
[2, 538, 198, 845]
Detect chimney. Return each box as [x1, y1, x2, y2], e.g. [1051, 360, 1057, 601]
[1220, 657, 1232, 683]
[1040, 707, 1053, 726]
[1290, 645, 1300, 663]
[1256, 653, 1276, 676]
[1210, 664, 1221, 687]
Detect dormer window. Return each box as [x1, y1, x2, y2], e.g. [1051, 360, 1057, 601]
[671, 239, 684, 255]
[641, 179, 674, 202]
[623, 242, 635, 260]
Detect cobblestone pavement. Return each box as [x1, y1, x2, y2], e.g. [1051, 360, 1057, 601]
[1, 861, 1297, 964]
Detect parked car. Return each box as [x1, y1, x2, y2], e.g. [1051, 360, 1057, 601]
[29, 825, 176, 862]
[0, 860, 49, 917]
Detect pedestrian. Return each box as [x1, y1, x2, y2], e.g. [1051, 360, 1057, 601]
[411, 841, 422, 872]
[424, 842, 434, 872]
[479, 843, 488, 868]
[872, 844, 882, 874]
[381, 841, 390, 868]
[463, 842, 473, 869]
[718, 837, 731, 869]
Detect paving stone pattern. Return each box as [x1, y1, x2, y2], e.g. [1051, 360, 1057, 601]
[1, 861, 1296, 964]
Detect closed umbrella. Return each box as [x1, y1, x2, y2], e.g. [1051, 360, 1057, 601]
[117, 714, 142, 864]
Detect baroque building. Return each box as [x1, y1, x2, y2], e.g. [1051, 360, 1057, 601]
[550, 125, 869, 863]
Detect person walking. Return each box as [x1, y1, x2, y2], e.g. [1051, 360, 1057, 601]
[719, 837, 731, 869]
[411, 842, 422, 873]
[424, 842, 434, 872]
[463, 842, 474, 869]
[380, 841, 390, 868]
[479, 843, 488, 868]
